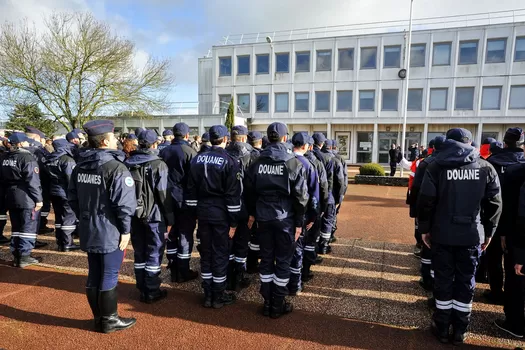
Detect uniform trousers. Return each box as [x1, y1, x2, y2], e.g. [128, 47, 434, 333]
[199, 219, 230, 293]
[131, 219, 164, 294]
[86, 249, 125, 291]
[9, 208, 39, 257]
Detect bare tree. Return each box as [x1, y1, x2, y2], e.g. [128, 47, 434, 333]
[0, 12, 174, 130]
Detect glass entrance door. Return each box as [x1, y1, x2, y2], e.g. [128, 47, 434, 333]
[378, 132, 399, 164]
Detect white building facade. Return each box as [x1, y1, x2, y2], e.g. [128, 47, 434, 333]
[199, 22, 525, 164]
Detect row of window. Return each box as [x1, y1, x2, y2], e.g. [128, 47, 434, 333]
[219, 85, 525, 113]
[219, 37, 525, 76]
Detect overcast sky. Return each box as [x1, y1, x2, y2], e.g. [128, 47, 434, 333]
[0, 0, 523, 114]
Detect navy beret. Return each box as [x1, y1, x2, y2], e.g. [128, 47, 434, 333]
[66, 131, 78, 142]
[73, 128, 84, 135]
[162, 129, 174, 137]
[127, 134, 138, 140]
[139, 130, 157, 144]
[8, 132, 31, 145]
[52, 138, 70, 150]
[247, 131, 263, 142]
[201, 132, 210, 142]
[446, 128, 472, 144]
[325, 139, 333, 147]
[173, 122, 190, 136]
[232, 125, 249, 135]
[83, 120, 115, 136]
[291, 132, 311, 147]
[504, 127, 523, 143]
[25, 126, 45, 138]
[135, 127, 145, 137]
[433, 135, 446, 150]
[209, 125, 230, 140]
[312, 132, 327, 144]
[482, 137, 497, 145]
[267, 122, 288, 138]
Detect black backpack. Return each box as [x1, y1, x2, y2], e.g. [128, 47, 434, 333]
[129, 161, 158, 221]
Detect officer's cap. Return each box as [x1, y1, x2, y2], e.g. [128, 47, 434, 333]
[428, 139, 435, 148]
[25, 126, 45, 138]
[83, 120, 115, 137]
[504, 127, 524, 143]
[291, 132, 311, 147]
[52, 138, 70, 150]
[139, 130, 157, 144]
[232, 125, 249, 136]
[325, 139, 333, 147]
[172, 122, 190, 137]
[8, 132, 31, 145]
[73, 128, 84, 136]
[312, 132, 327, 145]
[66, 131, 78, 142]
[433, 136, 446, 150]
[482, 137, 497, 145]
[332, 139, 337, 147]
[490, 141, 503, 153]
[267, 122, 288, 138]
[202, 132, 210, 143]
[162, 129, 174, 137]
[247, 131, 263, 142]
[127, 134, 138, 140]
[446, 128, 472, 144]
[134, 127, 145, 137]
[209, 125, 230, 141]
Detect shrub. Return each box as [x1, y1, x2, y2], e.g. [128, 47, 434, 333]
[359, 163, 385, 176]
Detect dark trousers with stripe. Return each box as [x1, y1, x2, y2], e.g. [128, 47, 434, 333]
[319, 203, 336, 250]
[9, 208, 38, 257]
[303, 219, 321, 266]
[420, 243, 433, 285]
[288, 232, 305, 293]
[258, 217, 296, 301]
[166, 208, 196, 277]
[432, 243, 480, 334]
[51, 196, 76, 247]
[86, 249, 125, 291]
[131, 219, 165, 294]
[199, 219, 230, 293]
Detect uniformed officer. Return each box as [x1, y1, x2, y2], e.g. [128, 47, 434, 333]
[158, 130, 174, 152]
[198, 132, 211, 154]
[125, 130, 174, 304]
[245, 122, 308, 318]
[66, 131, 82, 161]
[46, 139, 80, 252]
[327, 139, 347, 243]
[288, 132, 319, 295]
[186, 125, 241, 308]
[248, 131, 263, 153]
[418, 128, 502, 345]
[68, 120, 137, 333]
[484, 128, 525, 305]
[0, 138, 9, 245]
[25, 127, 53, 239]
[0, 132, 43, 267]
[225, 125, 258, 291]
[159, 122, 198, 282]
[262, 136, 269, 149]
[246, 130, 263, 272]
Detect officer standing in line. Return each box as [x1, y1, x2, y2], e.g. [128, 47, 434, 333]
[68, 120, 137, 334]
[302, 136, 329, 280]
[225, 125, 258, 291]
[158, 130, 174, 152]
[159, 122, 199, 283]
[418, 128, 502, 345]
[125, 130, 174, 304]
[198, 132, 211, 154]
[244, 122, 308, 318]
[0, 138, 9, 245]
[287, 132, 319, 295]
[66, 131, 82, 161]
[484, 128, 525, 305]
[186, 125, 241, 308]
[246, 130, 263, 272]
[0, 132, 43, 267]
[327, 139, 347, 244]
[25, 127, 53, 240]
[46, 139, 80, 252]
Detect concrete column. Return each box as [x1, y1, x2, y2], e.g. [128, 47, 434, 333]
[372, 123, 379, 163]
[159, 118, 164, 133]
[477, 122, 483, 145]
[326, 122, 332, 139]
[422, 123, 428, 147]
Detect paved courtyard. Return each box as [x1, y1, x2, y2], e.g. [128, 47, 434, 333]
[0, 184, 522, 349]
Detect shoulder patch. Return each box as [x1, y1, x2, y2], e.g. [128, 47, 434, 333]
[124, 176, 134, 187]
[34, 167, 39, 174]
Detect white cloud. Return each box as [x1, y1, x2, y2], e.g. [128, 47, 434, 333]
[133, 49, 150, 72]
[157, 33, 172, 44]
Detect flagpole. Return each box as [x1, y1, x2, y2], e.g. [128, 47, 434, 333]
[400, 0, 414, 177]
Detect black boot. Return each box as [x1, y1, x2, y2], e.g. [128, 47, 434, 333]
[99, 287, 136, 333]
[212, 291, 236, 309]
[262, 299, 271, 317]
[431, 321, 449, 344]
[86, 287, 101, 332]
[226, 262, 237, 291]
[203, 290, 212, 308]
[314, 255, 324, 265]
[34, 240, 48, 248]
[58, 243, 81, 252]
[270, 297, 293, 319]
[0, 235, 9, 245]
[246, 254, 259, 274]
[301, 264, 314, 282]
[143, 289, 167, 304]
[175, 269, 198, 283]
[234, 265, 251, 291]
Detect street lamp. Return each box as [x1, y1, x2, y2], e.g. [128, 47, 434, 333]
[266, 36, 273, 43]
[400, 0, 414, 177]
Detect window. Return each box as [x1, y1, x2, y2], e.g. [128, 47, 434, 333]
[255, 94, 269, 113]
[515, 37, 525, 61]
[219, 95, 231, 114]
[433, 42, 451, 66]
[509, 86, 525, 109]
[237, 56, 250, 75]
[359, 90, 375, 111]
[237, 94, 250, 113]
[338, 48, 354, 70]
[337, 91, 353, 111]
[295, 92, 309, 112]
[383, 46, 401, 68]
[316, 50, 332, 71]
[486, 38, 506, 63]
[275, 93, 289, 112]
[410, 44, 426, 67]
[481, 87, 502, 110]
[276, 53, 289, 73]
[295, 52, 310, 72]
[459, 41, 478, 65]
[382, 89, 399, 111]
[430, 88, 448, 110]
[315, 91, 330, 112]
[455, 87, 475, 110]
[360, 47, 377, 69]
[256, 54, 269, 74]
[408, 89, 423, 111]
[219, 57, 231, 76]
